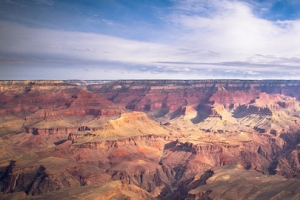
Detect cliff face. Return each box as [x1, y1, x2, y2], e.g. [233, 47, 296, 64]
[0, 81, 123, 136]
[2, 80, 300, 199]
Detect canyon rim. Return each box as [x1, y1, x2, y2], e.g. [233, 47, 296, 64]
[1, 80, 300, 199]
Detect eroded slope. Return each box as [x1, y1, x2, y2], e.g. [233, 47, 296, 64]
[1, 80, 300, 199]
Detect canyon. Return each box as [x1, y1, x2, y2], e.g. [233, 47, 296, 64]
[1, 80, 300, 199]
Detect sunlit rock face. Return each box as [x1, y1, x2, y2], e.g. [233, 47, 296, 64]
[2, 80, 300, 199]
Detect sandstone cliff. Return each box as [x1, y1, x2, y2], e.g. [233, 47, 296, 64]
[1, 80, 300, 199]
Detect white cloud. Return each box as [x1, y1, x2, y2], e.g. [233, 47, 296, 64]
[243, 70, 259, 75]
[225, 70, 237, 73]
[0, 21, 178, 64]
[1, 0, 300, 79]
[171, 0, 300, 60]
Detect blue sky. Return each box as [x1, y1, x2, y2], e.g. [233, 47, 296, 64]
[1, 0, 300, 80]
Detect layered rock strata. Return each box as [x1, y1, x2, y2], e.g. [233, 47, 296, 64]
[1, 80, 300, 199]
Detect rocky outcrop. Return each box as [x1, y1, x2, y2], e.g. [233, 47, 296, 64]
[186, 165, 300, 200]
[0, 81, 124, 136]
[3, 80, 300, 199]
[87, 80, 300, 113]
[24, 180, 155, 200]
[0, 162, 79, 196]
[24, 127, 78, 135]
[0, 159, 111, 196]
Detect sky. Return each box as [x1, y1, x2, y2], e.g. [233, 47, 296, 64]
[1, 0, 300, 80]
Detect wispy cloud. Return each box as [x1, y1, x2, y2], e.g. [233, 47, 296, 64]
[1, 0, 300, 79]
[35, 0, 53, 6]
[102, 19, 116, 26]
[170, 0, 300, 57]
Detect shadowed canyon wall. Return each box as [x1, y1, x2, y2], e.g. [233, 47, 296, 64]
[1, 80, 300, 199]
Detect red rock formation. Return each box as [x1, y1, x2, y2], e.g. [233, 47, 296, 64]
[0, 81, 124, 136]
[2, 80, 300, 199]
